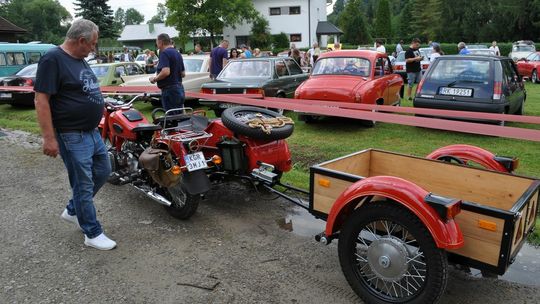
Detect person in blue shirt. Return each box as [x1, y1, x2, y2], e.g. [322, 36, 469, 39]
[209, 40, 229, 79]
[150, 33, 186, 111]
[241, 44, 252, 58]
[458, 42, 470, 55]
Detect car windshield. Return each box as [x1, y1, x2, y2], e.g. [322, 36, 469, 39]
[513, 45, 535, 52]
[91, 66, 110, 78]
[429, 59, 491, 84]
[396, 51, 406, 62]
[183, 59, 204, 73]
[15, 64, 38, 77]
[312, 57, 371, 77]
[468, 45, 488, 49]
[218, 60, 271, 79]
[469, 49, 495, 56]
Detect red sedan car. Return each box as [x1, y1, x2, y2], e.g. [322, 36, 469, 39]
[516, 51, 540, 83]
[294, 50, 403, 124]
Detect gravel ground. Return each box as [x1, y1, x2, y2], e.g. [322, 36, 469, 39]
[1, 129, 539, 304]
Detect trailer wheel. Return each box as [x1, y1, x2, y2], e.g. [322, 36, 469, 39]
[338, 201, 448, 304]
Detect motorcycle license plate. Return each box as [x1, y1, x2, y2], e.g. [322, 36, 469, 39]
[184, 152, 208, 172]
[218, 102, 238, 109]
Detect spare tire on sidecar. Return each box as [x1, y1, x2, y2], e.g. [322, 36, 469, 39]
[221, 106, 294, 141]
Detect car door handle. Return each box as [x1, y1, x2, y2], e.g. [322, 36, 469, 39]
[111, 80, 117, 84]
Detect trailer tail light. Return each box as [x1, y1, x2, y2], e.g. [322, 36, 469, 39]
[494, 156, 519, 172]
[211, 155, 222, 165]
[493, 81, 502, 100]
[416, 77, 426, 94]
[200, 88, 214, 94]
[171, 165, 181, 175]
[245, 88, 264, 96]
[425, 194, 462, 221]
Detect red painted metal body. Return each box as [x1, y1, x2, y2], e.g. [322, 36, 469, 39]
[516, 52, 540, 79]
[294, 50, 403, 106]
[325, 176, 464, 250]
[426, 144, 509, 173]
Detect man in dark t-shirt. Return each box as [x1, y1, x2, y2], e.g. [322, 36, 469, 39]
[405, 38, 423, 100]
[150, 33, 185, 111]
[34, 19, 116, 250]
[209, 40, 229, 79]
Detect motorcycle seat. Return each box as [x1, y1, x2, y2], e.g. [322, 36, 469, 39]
[132, 123, 162, 133]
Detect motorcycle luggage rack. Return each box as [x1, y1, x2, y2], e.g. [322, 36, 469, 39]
[166, 130, 213, 143]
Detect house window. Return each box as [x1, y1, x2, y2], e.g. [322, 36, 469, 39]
[269, 7, 281, 15]
[290, 34, 302, 42]
[289, 6, 301, 15]
[236, 36, 249, 47]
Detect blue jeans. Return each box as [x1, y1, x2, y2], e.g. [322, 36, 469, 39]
[56, 129, 111, 238]
[161, 84, 185, 111]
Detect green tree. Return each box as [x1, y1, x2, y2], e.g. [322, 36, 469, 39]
[410, 0, 442, 41]
[73, 0, 116, 38]
[0, 0, 71, 44]
[124, 8, 144, 25]
[374, 0, 392, 39]
[328, 0, 345, 24]
[397, 1, 414, 41]
[249, 16, 272, 49]
[339, 0, 372, 45]
[148, 3, 168, 24]
[166, 0, 259, 45]
[272, 32, 289, 50]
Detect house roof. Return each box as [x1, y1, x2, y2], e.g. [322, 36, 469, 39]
[0, 16, 27, 34]
[118, 23, 179, 42]
[316, 21, 343, 35]
[118, 23, 213, 42]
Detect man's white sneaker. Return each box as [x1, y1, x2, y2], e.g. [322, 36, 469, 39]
[84, 233, 117, 250]
[61, 209, 80, 229]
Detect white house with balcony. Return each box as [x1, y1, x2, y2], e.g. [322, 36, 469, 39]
[223, 0, 340, 49]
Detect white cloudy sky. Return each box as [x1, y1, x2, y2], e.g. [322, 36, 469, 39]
[58, 0, 166, 22]
[58, 0, 335, 22]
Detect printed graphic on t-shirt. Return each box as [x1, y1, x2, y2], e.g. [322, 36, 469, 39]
[80, 69, 103, 104]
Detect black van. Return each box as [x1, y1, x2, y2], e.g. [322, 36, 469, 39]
[414, 56, 526, 119]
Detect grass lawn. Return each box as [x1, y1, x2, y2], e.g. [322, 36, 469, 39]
[1, 82, 539, 243]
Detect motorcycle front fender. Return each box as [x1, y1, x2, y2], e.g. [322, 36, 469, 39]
[182, 170, 211, 195]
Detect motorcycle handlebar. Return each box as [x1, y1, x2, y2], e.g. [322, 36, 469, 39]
[104, 93, 160, 109]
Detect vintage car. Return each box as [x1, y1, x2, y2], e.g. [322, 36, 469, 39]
[91, 62, 145, 86]
[121, 55, 211, 101]
[0, 63, 37, 107]
[200, 57, 309, 116]
[516, 51, 540, 83]
[509, 40, 536, 62]
[294, 50, 404, 124]
[414, 55, 525, 122]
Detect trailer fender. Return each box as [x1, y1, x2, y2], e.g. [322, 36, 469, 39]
[326, 176, 464, 249]
[427, 144, 511, 173]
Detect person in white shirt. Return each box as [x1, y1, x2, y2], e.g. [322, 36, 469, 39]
[489, 41, 501, 56]
[306, 42, 321, 66]
[430, 44, 444, 63]
[375, 39, 386, 54]
[121, 47, 132, 62]
[396, 40, 404, 53]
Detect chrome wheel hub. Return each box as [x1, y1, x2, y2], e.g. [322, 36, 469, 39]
[367, 237, 409, 282]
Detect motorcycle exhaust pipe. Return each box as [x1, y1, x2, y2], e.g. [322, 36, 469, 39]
[131, 185, 172, 207]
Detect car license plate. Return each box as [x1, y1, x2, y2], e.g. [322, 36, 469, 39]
[0, 93, 12, 99]
[219, 102, 238, 109]
[439, 87, 472, 97]
[184, 152, 207, 172]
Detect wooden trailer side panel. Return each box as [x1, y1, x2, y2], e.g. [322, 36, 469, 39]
[313, 173, 354, 214]
[448, 210, 505, 266]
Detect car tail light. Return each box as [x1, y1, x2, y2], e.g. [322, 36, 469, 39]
[422, 64, 429, 70]
[23, 78, 33, 86]
[394, 65, 402, 71]
[245, 88, 264, 96]
[493, 81, 502, 100]
[200, 88, 214, 94]
[416, 77, 426, 94]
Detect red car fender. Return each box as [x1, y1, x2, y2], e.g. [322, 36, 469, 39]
[325, 176, 464, 249]
[426, 144, 508, 173]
